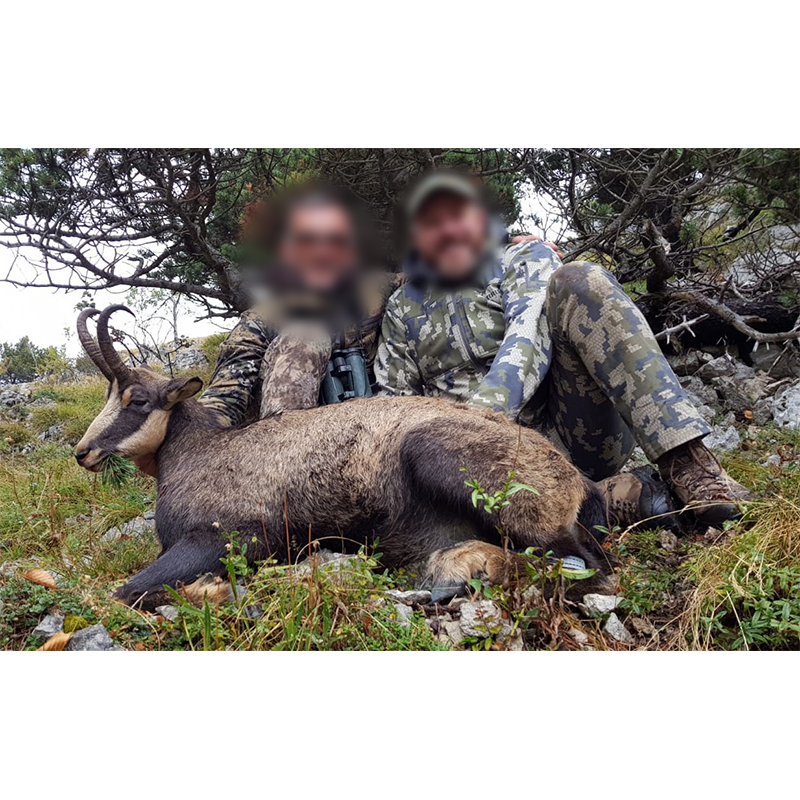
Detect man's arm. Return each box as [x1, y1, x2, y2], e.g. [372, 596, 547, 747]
[469, 240, 561, 418]
[199, 309, 271, 426]
[374, 297, 424, 396]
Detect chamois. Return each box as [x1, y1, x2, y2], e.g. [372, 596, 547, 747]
[74, 306, 609, 609]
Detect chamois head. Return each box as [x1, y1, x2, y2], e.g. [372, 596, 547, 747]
[74, 306, 203, 472]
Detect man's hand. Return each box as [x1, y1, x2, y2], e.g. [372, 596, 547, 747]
[510, 234, 562, 258]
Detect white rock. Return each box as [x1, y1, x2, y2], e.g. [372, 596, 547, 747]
[704, 425, 741, 452]
[568, 627, 590, 646]
[580, 593, 620, 616]
[441, 619, 465, 647]
[173, 348, 209, 371]
[603, 613, 634, 644]
[0, 386, 31, 406]
[772, 384, 800, 431]
[459, 599, 514, 639]
[155, 605, 179, 622]
[392, 603, 414, 628]
[101, 515, 157, 542]
[384, 589, 432, 605]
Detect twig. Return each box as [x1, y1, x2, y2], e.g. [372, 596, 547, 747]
[655, 314, 710, 342]
[669, 290, 800, 343]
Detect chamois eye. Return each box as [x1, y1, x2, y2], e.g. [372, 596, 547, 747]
[128, 399, 148, 408]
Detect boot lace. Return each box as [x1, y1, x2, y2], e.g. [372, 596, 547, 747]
[665, 440, 732, 501]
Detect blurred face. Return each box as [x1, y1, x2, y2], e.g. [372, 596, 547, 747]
[278, 203, 358, 291]
[411, 194, 488, 281]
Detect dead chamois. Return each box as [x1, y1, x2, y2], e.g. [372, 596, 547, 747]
[74, 306, 609, 609]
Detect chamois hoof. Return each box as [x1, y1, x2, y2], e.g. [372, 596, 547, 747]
[429, 583, 469, 605]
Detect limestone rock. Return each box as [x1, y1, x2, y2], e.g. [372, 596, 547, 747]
[33, 614, 64, 638]
[66, 624, 119, 651]
[580, 593, 620, 616]
[101, 515, 157, 542]
[704, 424, 741, 453]
[173, 348, 209, 372]
[603, 613, 633, 644]
[772, 383, 800, 430]
[384, 589, 432, 605]
[459, 599, 514, 639]
[155, 605, 179, 622]
[392, 603, 414, 628]
[697, 356, 751, 381]
[37, 424, 64, 442]
[0, 385, 32, 406]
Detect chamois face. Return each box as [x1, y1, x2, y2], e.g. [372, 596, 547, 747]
[74, 368, 203, 472]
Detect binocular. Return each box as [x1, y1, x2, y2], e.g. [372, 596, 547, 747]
[319, 346, 373, 405]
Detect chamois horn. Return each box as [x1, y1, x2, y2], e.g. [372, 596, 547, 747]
[96, 304, 135, 382]
[76, 308, 114, 382]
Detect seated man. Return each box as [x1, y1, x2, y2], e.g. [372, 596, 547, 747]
[374, 170, 750, 527]
[200, 185, 398, 423]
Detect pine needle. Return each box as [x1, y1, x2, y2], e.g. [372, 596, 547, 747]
[100, 454, 137, 488]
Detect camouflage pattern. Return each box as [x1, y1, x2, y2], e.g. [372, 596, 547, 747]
[375, 249, 710, 480]
[200, 271, 399, 427]
[533, 261, 710, 478]
[259, 322, 332, 418]
[375, 239, 558, 411]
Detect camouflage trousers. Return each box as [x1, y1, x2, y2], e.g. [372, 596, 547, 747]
[525, 261, 710, 480]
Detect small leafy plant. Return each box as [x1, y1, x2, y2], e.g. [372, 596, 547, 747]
[462, 468, 537, 515]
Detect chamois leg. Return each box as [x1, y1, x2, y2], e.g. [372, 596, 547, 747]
[420, 541, 529, 602]
[400, 420, 612, 579]
[114, 535, 228, 611]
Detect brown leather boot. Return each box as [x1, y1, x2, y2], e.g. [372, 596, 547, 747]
[595, 468, 678, 531]
[656, 438, 752, 526]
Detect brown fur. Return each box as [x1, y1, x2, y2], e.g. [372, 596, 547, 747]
[76, 366, 606, 608]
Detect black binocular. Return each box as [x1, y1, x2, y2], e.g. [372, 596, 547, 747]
[319, 346, 373, 405]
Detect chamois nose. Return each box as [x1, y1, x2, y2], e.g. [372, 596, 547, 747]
[75, 448, 91, 465]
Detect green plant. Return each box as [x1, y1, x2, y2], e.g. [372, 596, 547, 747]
[462, 469, 537, 516]
[100, 454, 138, 489]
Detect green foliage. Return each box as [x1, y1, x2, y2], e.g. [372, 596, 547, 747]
[28, 379, 106, 444]
[462, 469, 537, 516]
[163, 551, 445, 651]
[200, 332, 228, 368]
[100, 454, 138, 489]
[616, 528, 682, 616]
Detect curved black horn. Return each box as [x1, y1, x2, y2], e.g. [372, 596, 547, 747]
[97, 304, 135, 382]
[76, 308, 114, 382]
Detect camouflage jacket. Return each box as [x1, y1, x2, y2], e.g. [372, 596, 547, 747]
[374, 240, 561, 419]
[200, 272, 400, 427]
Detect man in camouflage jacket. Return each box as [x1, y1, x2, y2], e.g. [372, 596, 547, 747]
[375, 171, 751, 526]
[200, 187, 398, 425]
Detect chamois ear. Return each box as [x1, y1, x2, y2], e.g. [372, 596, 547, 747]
[164, 377, 204, 408]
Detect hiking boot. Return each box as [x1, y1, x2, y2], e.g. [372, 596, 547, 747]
[656, 438, 753, 527]
[596, 468, 679, 531]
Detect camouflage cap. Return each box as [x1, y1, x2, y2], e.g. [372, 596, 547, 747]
[406, 171, 481, 217]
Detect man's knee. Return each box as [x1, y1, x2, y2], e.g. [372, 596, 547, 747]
[548, 260, 615, 302]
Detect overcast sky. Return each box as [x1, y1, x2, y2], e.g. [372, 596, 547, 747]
[0, 186, 560, 356]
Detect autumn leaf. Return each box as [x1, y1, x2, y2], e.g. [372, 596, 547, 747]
[21, 569, 58, 590]
[37, 632, 72, 651]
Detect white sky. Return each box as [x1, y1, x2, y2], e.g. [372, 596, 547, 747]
[0, 185, 557, 355]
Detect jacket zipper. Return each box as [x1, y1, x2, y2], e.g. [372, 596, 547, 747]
[451, 294, 485, 371]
